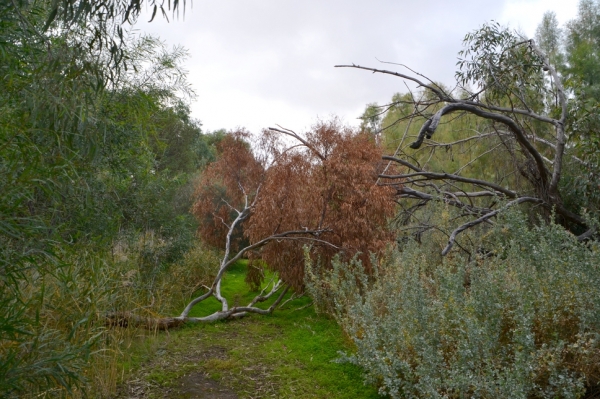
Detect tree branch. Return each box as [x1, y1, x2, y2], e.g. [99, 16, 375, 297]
[442, 197, 544, 255]
[409, 102, 550, 188]
[268, 126, 326, 161]
[380, 171, 517, 198]
[334, 64, 451, 101]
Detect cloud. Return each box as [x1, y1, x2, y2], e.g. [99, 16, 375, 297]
[499, 0, 578, 37]
[134, 0, 572, 133]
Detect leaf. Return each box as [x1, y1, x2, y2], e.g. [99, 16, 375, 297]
[43, 0, 60, 32]
[149, 5, 158, 22]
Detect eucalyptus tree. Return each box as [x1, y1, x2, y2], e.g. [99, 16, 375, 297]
[0, 1, 200, 392]
[338, 22, 595, 255]
[535, 11, 562, 63]
[559, 1, 600, 213]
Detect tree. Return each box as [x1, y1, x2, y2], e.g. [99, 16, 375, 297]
[7, 0, 188, 76]
[109, 120, 396, 327]
[359, 102, 383, 137]
[0, 5, 204, 391]
[536, 11, 562, 63]
[337, 21, 595, 256]
[559, 1, 600, 214]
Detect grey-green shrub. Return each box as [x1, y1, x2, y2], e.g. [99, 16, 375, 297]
[307, 210, 600, 398]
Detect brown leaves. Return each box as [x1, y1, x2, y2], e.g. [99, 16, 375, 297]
[192, 130, 263, 250]
[193, 120, 397, 290]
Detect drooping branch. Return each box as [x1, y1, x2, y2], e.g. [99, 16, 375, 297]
[408, 103, 550, 186]
[442, 197, 544, 255]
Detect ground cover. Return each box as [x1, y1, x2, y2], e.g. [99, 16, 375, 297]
[112, 261, 380, 398]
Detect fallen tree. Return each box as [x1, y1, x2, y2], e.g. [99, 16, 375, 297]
[338, 22, 596, 255]
[108, 121, 396, 328]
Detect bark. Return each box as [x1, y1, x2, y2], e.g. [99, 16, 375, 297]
[338, 38, 590, 255]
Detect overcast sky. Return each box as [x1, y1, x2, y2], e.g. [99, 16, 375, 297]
[133, 0, 579, 134]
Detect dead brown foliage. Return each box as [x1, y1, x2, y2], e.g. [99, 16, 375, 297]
[192, 130, 263, 251]
[193, 120, 397, 290]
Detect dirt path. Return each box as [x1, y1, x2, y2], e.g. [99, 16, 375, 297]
[111, 306, 379, 399]
[118, 367, 239, 399]
[113, 319, 280, 399]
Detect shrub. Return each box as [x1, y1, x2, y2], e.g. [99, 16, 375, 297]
[307, 210, 600, 398]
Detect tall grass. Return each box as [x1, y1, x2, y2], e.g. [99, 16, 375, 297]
[0, 237, 220, 398]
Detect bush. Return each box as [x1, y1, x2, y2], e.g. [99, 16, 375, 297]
[0, 236, 221, 398]
[0, 247, 114, 397]
[108, 236, 221, 316]
[307, 210, 600, 398]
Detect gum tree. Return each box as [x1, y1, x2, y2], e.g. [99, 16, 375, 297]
[337, 22, 595, 255]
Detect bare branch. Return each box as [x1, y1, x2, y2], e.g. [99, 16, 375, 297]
[462, 100, 559, 126]
[380, 171, 517, 198]
[268, 126, 326, 161]
[335, 64, 451, 101]
[442, 197, 544, 255]
[409, 102, 550, 188]
[382, 155, 422, 172]
[375, 59, 451, 97]
[578, 227, 597, 242]
[395, 186, 493, 216]
[424, 132, 500, 147]
[211, 229, 334, 290]
[248, 278, 283, 307]
[179, 288, 213, 318]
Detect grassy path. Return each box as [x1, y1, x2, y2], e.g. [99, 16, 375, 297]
[113, 261, 381, 398]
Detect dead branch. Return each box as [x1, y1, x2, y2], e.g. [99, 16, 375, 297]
[335, 64, 450, 101]
[380, 170, 517, 198]
[341, 40, 592, 256]
[442, 197, 544, 255]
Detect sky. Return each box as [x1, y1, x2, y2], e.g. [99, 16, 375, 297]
[132, 0, 579, 134]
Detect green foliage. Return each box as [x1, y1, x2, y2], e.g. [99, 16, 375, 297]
[457, 22, 546, 108]
[0, 4, 215, 394]
[359, 103, 383, 135]
[536, 11, 563, 63]
[537, 0, 600, 214]
[308, 209, 600, 398]
[0, 248, 117, 396]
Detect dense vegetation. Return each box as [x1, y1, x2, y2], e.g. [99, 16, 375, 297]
[0, 1, 222, 395]
[325, 2, 600, 397]
[3, 0, 600, 398]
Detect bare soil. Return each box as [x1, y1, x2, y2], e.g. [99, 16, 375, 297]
[112, 320, 280, 399]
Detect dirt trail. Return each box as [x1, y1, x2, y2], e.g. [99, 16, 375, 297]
[117, 370, 239, 399]
[113, 320, 280, 399]
[177, 372, 238, 399]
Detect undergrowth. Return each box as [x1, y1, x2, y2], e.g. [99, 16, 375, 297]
[307, 208, 600, 398]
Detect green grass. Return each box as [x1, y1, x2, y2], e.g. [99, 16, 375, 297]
[115, 260, 381, 398]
